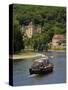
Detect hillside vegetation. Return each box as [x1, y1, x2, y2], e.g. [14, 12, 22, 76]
[13, 4, 66, 53]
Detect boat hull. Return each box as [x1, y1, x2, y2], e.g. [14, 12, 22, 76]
[29, 64, 53, 75]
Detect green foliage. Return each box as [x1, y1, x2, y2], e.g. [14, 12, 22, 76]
[57, 40, 66, 46]
[13, 4, 66, 52]
[13, 19, 24, 53]
[13, 4, 66, 32]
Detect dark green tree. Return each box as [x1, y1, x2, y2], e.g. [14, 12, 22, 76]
[13, 19, 24, 53]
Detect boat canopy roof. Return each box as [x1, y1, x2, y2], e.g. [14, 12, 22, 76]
[34, 56, 48, 63]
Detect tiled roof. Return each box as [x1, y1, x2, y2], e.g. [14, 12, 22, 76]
[53, 34, 65, 40]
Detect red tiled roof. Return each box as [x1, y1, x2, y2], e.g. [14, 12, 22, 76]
[53, 35, 65, 40]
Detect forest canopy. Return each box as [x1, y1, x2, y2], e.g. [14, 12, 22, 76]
[13, 4, 66, 53]
[13, 4, 66, 31]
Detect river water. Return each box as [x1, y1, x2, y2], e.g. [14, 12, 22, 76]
[13, 51, 66, 86]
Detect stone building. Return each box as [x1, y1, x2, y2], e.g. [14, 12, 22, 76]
[52, 34, 65, 49]
[22, 22, 41, 38]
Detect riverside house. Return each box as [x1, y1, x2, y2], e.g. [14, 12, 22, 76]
[52, 34, 66, 49]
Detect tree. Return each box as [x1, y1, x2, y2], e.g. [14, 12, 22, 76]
[13, 19, 24, 53]
[13, 4, 66, 52]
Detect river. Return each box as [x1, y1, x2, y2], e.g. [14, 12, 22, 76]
[13, 51, 66, 86]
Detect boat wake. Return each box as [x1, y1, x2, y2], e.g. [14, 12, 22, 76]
[38, 53, 48, 58]
[28, 74, 38, 78]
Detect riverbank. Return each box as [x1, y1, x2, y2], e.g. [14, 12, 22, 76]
[48, 49, 66, 52]
[10, 52, 43, 60]
[9, 49, 66, 60]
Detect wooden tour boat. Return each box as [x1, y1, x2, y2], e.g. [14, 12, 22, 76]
[29, 56, 54, 75]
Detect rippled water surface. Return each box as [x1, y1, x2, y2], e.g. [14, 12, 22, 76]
[13, 51, 66, 86]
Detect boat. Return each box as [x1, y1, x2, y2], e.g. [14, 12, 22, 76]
[29, 56, 54, 75]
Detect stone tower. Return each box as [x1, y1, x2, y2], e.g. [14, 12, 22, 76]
[22, 22, 42, 38]
[25, 22, 33, 38]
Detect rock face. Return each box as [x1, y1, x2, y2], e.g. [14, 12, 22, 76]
[21, 22, 41, 38]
